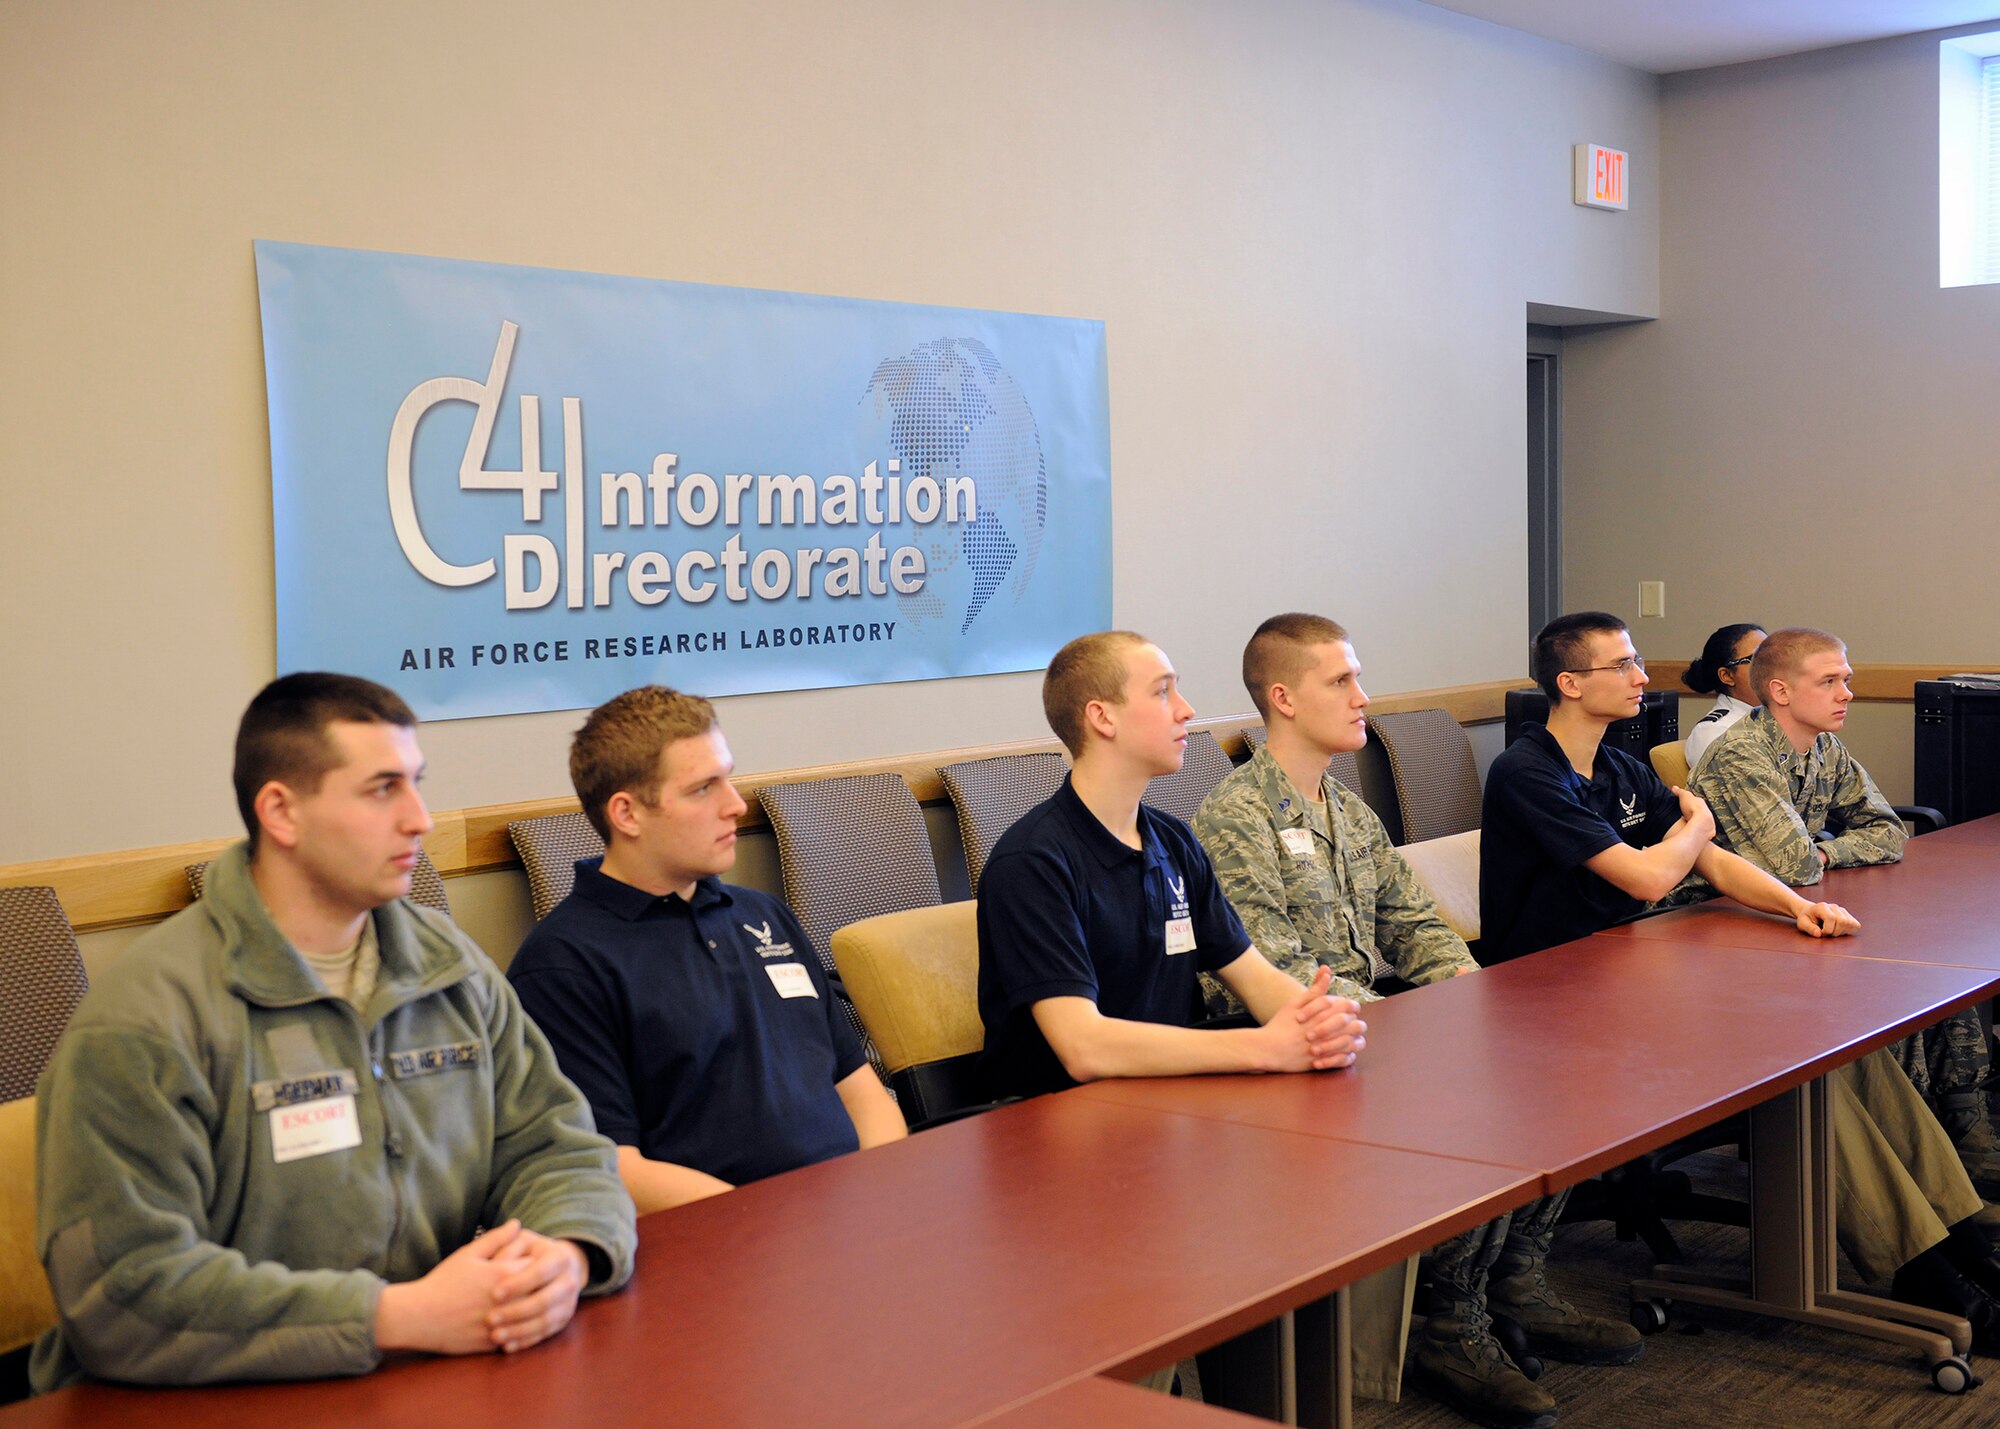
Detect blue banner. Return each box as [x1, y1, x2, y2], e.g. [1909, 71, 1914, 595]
[253, 241, 1111, 720]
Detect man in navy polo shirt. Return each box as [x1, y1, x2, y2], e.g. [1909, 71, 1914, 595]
[1482, 612, 2000, 1350]
[977, 630, 1366, 1102]
[509, 686, 906, 1213]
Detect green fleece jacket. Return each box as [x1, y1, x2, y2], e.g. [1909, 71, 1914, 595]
[31, 844, 635, 1390]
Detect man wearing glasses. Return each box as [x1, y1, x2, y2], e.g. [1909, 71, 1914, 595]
[1479, 611, 2000, 1350]
[1481, 612, 1854, 964]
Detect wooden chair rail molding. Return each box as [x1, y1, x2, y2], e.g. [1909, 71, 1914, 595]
[1654, 661, 2000, 702]
[1, 676, 1513, 935]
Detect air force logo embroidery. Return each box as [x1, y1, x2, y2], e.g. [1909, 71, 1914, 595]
[743, 920, 796, 958]
[1167, 873, 1191, 920]
[1618, 792, 1646, 828]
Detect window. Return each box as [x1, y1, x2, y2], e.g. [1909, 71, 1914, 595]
[1939, 33, 2000, 287]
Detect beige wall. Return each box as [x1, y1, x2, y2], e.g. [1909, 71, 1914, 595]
[2, 0, 1657, 866]
[1563, 23, 2000, 797]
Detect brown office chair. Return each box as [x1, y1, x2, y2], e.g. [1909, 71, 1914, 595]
[507, 812, 608, 921]
[188, 847, 453, 917]
[0, 887, 89, 1104]
[1240, 724, 1365, 794]
[1141, 729, 1237, 826]
[830, 901, 987, 1127]
[0, 1095, 55, 1403]
[760, 773, 945, 1085]
[1650, 739, 1691, 789]
[1366, 708, 1482, 844]
[937, 752, 1068, 894]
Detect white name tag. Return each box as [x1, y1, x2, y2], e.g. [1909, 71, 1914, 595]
[1279, 828, 1316, 860]
[270, 1094, 362, 1164]
[1164, 917, 1197, 955]
[765, 962, 819, 999]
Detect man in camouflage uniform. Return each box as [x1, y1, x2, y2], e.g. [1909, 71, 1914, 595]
[1692, 627, 1997, 1187]
[1195, 614, 1621, 1429]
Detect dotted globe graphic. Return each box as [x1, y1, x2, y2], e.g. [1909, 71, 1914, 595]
[861, 337, 1047, 634]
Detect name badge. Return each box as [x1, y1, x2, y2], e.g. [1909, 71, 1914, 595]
[1164, 917, 1197, 955]
[765, 963, 819, 999]
[1279, 828, 1316, 860]
[270, 1094, 362, 1164]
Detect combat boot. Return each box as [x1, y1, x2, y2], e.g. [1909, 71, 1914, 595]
[1489, 1247, 1642, 1366]
[1408, 1299, 1558, 1429]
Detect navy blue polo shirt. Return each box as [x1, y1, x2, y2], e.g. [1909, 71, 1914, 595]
[1478, 723, 1682, 965]
[509, 860, 866, 1186]
[977, 776, 1251, 1099]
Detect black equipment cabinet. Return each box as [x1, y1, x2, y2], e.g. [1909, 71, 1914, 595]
[1915, 678, 2000, 826]
[1504, 688, 1679, 756]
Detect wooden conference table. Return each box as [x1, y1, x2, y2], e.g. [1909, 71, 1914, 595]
[0, 1097, 1538, 1429]
[6, 820, 1998, 1426]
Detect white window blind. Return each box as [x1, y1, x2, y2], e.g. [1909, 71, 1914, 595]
[1983, 56, 2000, 281]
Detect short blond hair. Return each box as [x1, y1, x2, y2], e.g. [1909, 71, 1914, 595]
[1042, 631, 1149, 756]
[570, 686, 719, 841]
[1242, 613, 1350, 720]
[1750, 628, 1844, 705]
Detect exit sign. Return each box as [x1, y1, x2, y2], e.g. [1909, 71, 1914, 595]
[1573, 143, 1628, 210]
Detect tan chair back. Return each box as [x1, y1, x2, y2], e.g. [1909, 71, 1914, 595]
[938, 753, 1068, 895]
[1397, 830, 1481, 944]
[0, 1096, 56, 1356]
[1650, 739, 1691, 790]
[830, 902, 982, 1076]
[0, 887, 89, 1103]
[1141, 729, 1237, 826]
[1367, 709, 1482, 844]
[508, 812, 608, 921]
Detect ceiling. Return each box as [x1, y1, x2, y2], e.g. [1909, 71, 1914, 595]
[1423, 0, 2000, 73]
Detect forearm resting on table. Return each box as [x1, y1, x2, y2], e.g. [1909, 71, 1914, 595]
[616, 1145, 733, 1213]
[1695, 843, 1813, 919]
[836, 1064, 910, 1148]
[1032, 996, 1276, 1080]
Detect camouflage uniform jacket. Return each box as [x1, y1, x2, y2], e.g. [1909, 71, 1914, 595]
[1690, 707, 1905, 886]
[1193, 745, 1475, 1014]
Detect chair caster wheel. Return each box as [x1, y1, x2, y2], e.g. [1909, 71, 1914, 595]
[1631, 1300, 1669, 1335]
[1931, 1355, 1976, 1394]
[1492, 1315, 1543, 1380]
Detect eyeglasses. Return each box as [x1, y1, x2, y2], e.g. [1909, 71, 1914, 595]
[1568, 656, 1647, 678]
[1719, 654, 1755, 669]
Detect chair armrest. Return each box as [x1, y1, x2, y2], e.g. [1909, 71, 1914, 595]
[1898, 804, 1947, 836]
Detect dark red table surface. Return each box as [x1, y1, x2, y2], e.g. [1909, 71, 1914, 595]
[16, 824, 1994, 1427]
[1919, 815, 2000, 848]
[1, 1094, 1533, 1429]
[1597, 836, 2000, 969]
[1076, 936, 2000, 1190]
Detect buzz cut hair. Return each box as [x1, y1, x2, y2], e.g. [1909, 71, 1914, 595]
[234, 673, 417, 853]
[1242, 613, 1350, 721]
[570, 685, 720, 842]
[1532, 611, 1628, 702]
[1750, 627, 1845, 706]
[1042, 631, 1150, 756]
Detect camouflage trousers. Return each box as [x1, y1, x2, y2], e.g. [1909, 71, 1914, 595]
[1888, 1008, 1991, 1109]
[1890, 1007, 2000, 1189]
[1427, 1188, 1570, 1308]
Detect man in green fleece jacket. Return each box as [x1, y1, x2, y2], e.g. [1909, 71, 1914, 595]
[31, 673, 635, 1391]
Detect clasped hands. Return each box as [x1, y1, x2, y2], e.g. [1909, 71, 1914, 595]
[1271, 964, 1367, 1072]
[375, 1219, 590, 1358]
